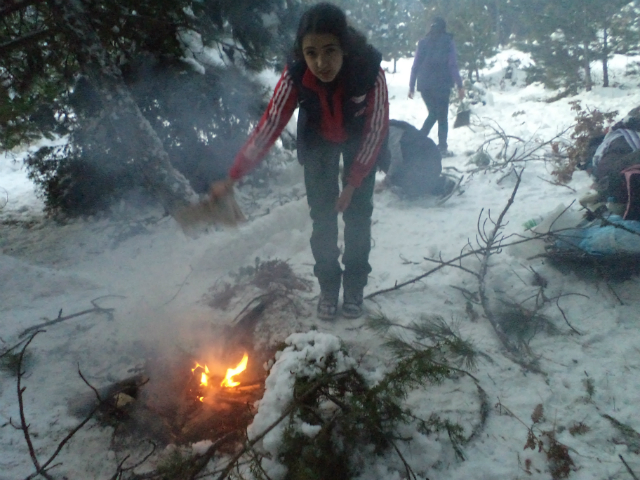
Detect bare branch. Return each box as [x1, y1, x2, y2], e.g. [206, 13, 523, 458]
[15, 331, 49, 479]
[555, 298, 582, 335]
[77, 364, 102, 404]
[19, 296, 124, 338]
[620, 455, 640, 480]
[537, 175, 577, 193]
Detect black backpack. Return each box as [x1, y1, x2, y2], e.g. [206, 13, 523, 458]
[384, 120, 444, 197]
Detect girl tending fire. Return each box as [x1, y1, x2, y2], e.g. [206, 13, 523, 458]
[211, 3, 389, 320]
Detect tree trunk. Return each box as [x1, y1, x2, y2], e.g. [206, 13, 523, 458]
[393, 58, 397, 74]
[495, 0, 502, 47]
[581, 7, 592, 92]
[583, 40, 592, 92]
[602, 27, 609, 87]
[46, 0, 199, 215]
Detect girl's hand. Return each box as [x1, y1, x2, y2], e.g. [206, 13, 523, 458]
[408, 89, 415, 99]
[210, 178, 235, 199]
[336, 185, 355, 212]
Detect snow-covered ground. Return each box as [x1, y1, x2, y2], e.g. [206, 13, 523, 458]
[2, 50, 640, 480]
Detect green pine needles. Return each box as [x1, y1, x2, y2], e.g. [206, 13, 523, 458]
[241, 317, 481, 480]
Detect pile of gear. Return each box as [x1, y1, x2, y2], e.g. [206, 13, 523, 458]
[380, 119, 458, 199]
[541, 106, 640, 277]
[580, 106, 640, 220]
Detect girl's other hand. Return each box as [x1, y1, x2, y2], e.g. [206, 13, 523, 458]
[210, 178, 235, 199]
[335, 184, 355, 212]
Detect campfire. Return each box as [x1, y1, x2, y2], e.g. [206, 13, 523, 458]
[92, 349, 266, 448]
[190, 352, 255, 404]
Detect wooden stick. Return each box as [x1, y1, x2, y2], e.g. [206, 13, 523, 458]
[19, 296, 124, 338]
[620, 455, 640, 480]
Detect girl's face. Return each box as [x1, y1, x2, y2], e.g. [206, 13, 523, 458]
[302, 33, 344, 83]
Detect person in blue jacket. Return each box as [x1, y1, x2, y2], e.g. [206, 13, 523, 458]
[409, 17, 464, 155]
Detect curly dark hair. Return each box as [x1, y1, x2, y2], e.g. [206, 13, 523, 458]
[292, 2, 368, 61]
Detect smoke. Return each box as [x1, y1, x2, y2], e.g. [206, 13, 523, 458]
[25, 51, 270, 216]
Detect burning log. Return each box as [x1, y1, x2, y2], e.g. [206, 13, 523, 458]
[77, 350, 268, 448]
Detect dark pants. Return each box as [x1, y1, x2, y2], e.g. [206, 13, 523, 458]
[420, 89, 450, 149]
[302, 141, 376, 298]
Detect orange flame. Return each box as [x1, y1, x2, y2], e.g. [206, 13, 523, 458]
[221, 353, 248, 388]
[192, 362, 210, 387]
[192, 363, 210, 401]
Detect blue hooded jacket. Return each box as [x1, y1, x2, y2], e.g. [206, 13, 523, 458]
[410, 30, 462, 94]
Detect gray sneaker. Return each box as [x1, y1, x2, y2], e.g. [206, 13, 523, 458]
[317, 292, 338, 320]
[342, 291, 364, 319]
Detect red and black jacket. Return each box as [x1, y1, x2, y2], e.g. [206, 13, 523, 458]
[229, 45, 389, 188]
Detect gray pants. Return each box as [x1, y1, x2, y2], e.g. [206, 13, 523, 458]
[420, 88, 450, 149]
[302, 141, 376, 298]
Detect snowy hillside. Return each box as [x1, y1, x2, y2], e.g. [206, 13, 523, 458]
[1, 51, 640, 480]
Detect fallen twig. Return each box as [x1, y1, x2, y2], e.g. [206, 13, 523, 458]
[555, 298, 582, 335]
[620, 454, 640, 480]
[366, 248, 483, 299]
[537, 175, 577, 193]
[11, 330, 102, 480]
[160, 265, 193, 307]
[19, 295, 124, 338]
[109, 441, 156, 480]
[13, 331, 52, 480]
[388, 436, 418, 480]
[474, 169, 543, 372]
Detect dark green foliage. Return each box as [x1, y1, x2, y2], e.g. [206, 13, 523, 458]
[0, 350, 33, 377]
[369, 313, 478, 370]
[2, 0, 299, 215]
[155, 448, 197, 480]
[519, 40, 583, 92]
[496, 302, 559, 348]
[25, 143, 140, 215]
[582, 377, 595, 399]
[268, 323, 474, 479]
[123, 57, 267, 193]
[24, 54, 267, 215]
[414, 414, 467, 460]
[507, 0, 637, 90]
[207, 258, 313, 309]
[0, 0, 188, 150]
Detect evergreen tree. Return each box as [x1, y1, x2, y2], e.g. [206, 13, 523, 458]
[0, 0, 298, 215]
[508, 0, 635, 91]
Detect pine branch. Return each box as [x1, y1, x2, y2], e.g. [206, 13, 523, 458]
[0, 0, 46, 18]
[214, 373, 349, 480]
[0, 28, 56, 56]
